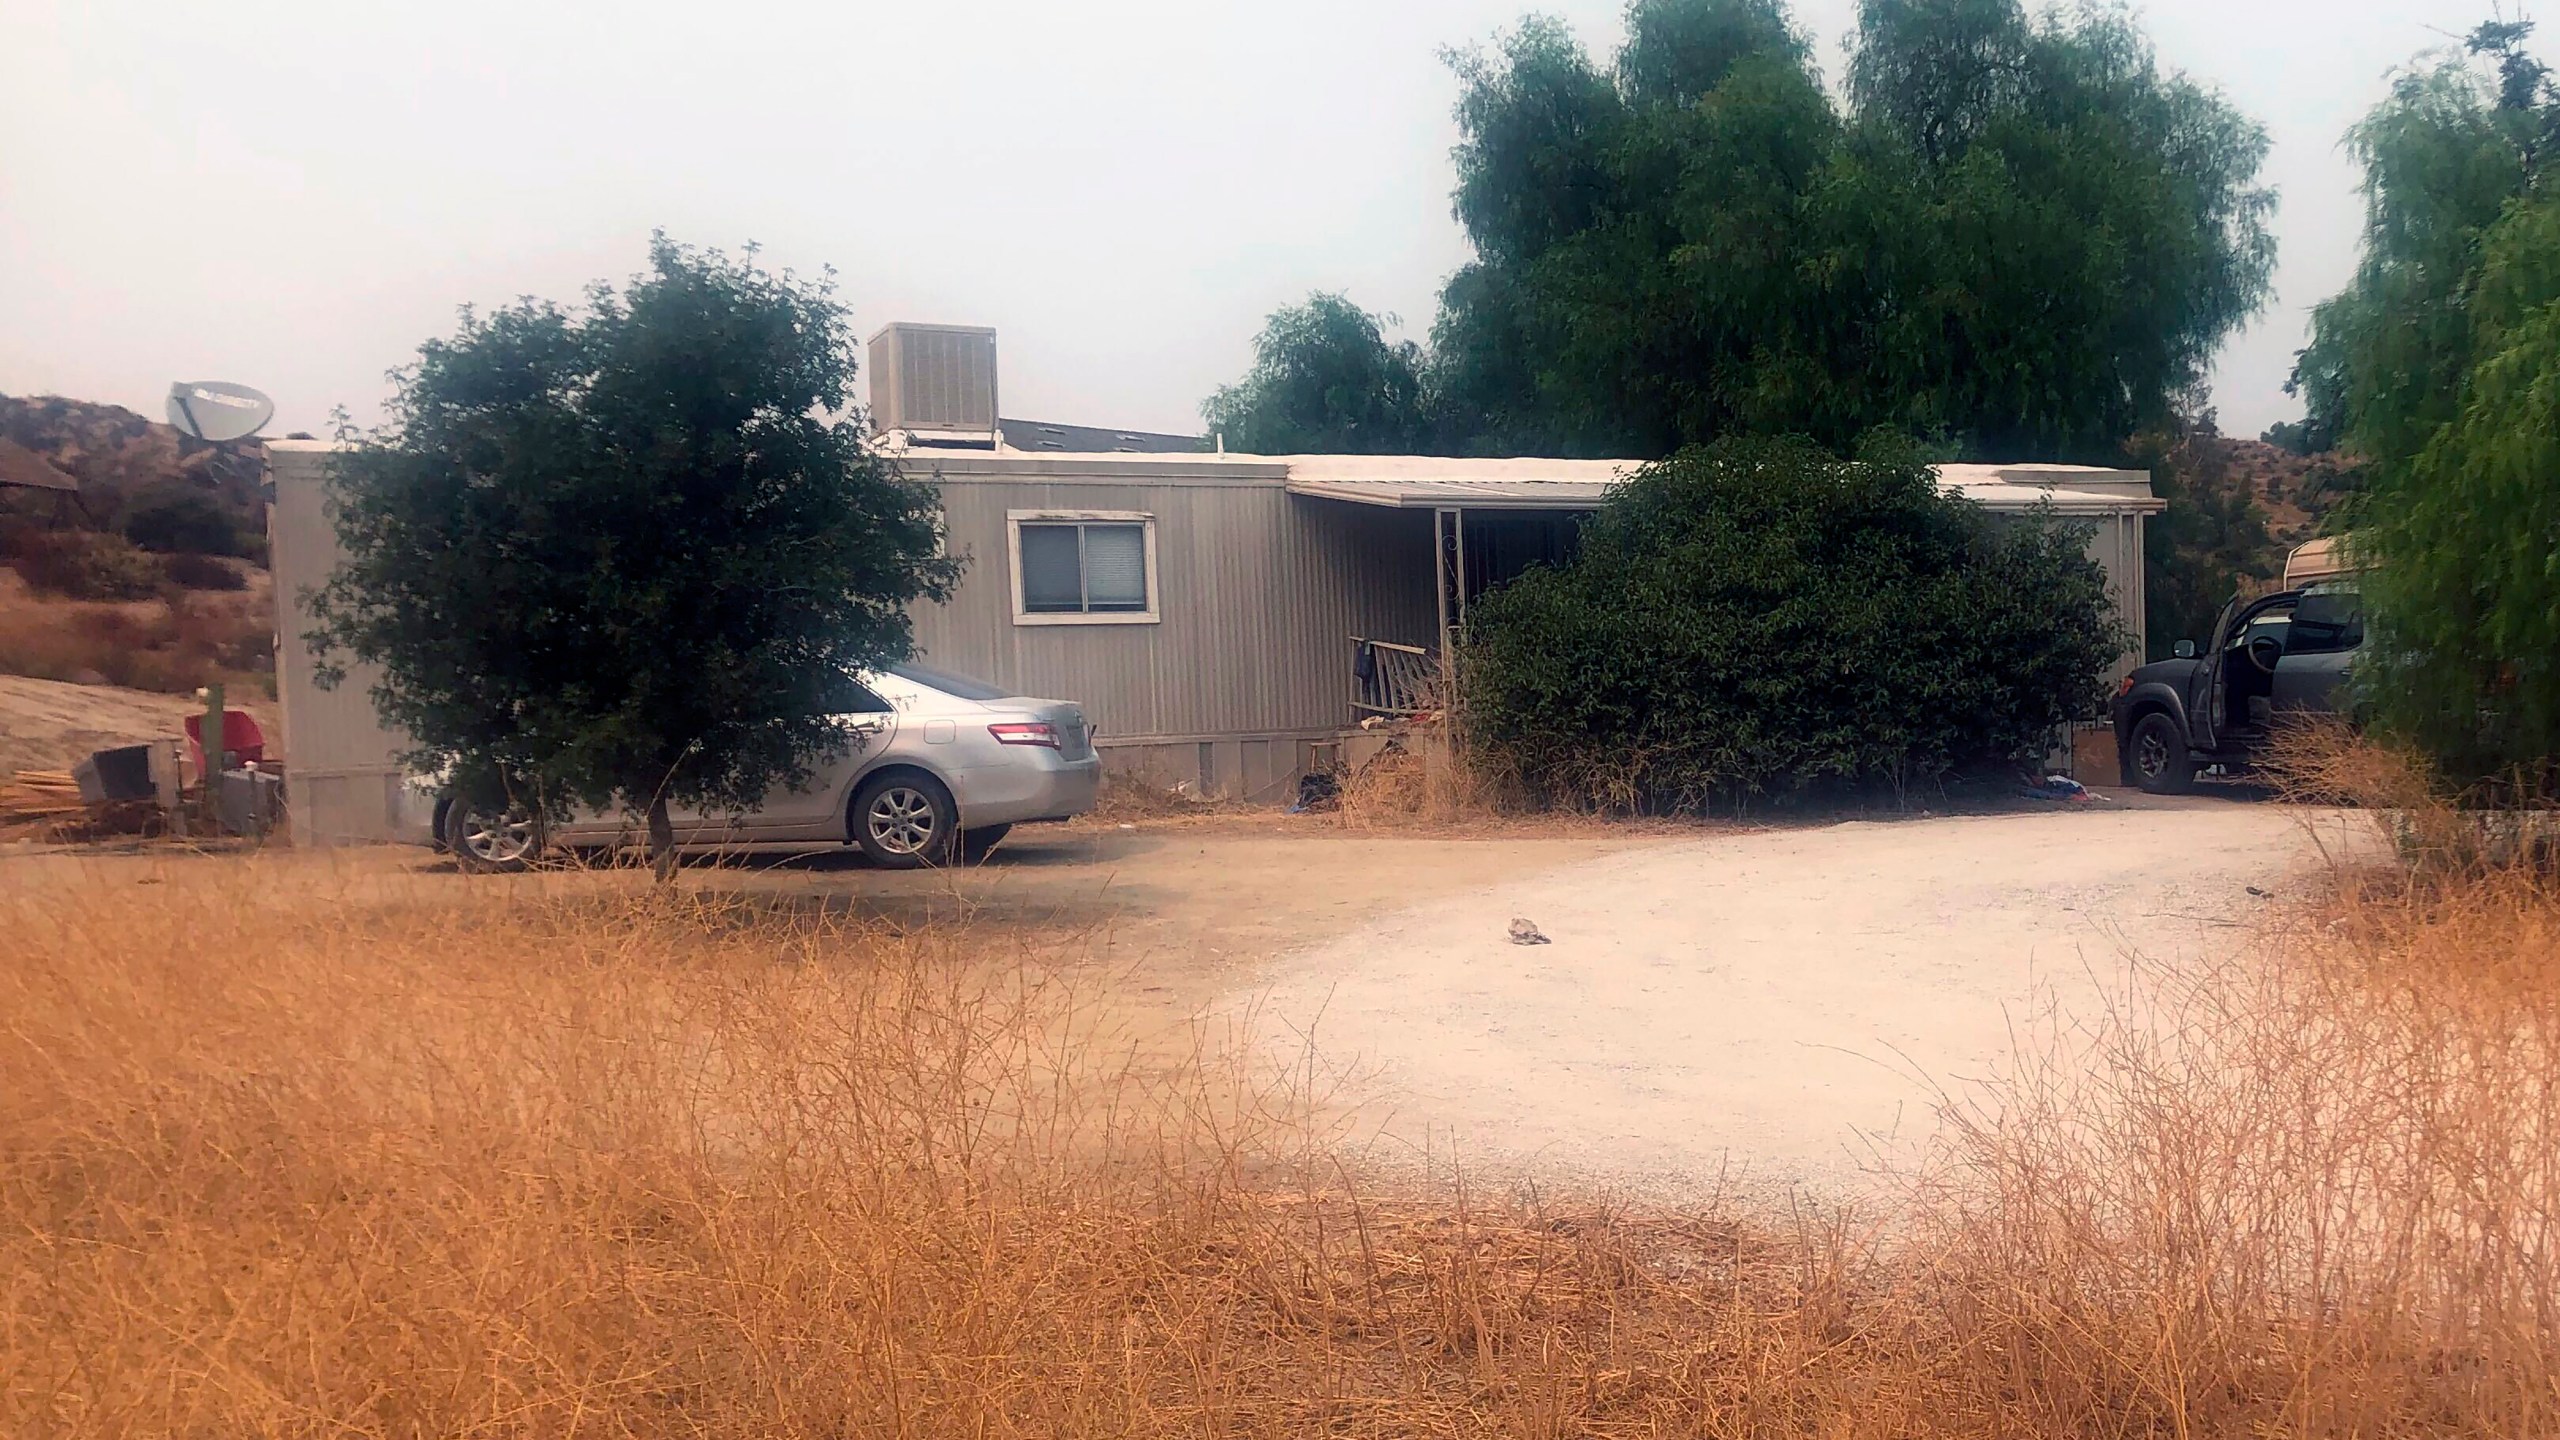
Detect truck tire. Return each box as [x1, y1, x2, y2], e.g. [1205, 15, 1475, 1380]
[2124, 711, 2196, 796]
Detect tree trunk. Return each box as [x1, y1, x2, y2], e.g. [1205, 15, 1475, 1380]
[647, 794, 677, 884]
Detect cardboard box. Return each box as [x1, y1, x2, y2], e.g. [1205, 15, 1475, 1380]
[2070, 723, 2119, 786]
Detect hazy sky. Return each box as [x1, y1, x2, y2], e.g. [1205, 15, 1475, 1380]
[2, 1, 2475, 447]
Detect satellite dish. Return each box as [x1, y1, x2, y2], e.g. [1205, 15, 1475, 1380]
[165, 380, 275, 443]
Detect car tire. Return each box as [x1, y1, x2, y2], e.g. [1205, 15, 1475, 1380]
[444, 799, 543, 873]
[959, 823, 1012, 865]
[850, 772, 958, 869]
[2125, 711, 2196, 796]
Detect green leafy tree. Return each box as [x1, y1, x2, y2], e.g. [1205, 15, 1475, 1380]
[2295, 39, 2539, 476]
[1841, 0, 2276, 457]
[2304, 22, 2560, 789]
[1369, 0, 2273, 461]
[1462, 435, 2122, 810]
[1201, 294, 1429, 453]
[2259, 416, 2334, 457]
[1431, 2, 1848, 456]
[310, 236, 960, 877]
[2370, 194, 2560, 782]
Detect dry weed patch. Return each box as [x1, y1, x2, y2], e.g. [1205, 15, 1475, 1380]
[3, 835, 2555, 1436]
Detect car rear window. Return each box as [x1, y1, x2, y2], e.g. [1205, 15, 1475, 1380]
[886, 661, 1011, 702]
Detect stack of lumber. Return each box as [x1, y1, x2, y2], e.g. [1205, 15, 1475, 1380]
[0, 769, 167, 842]
[1, 770, 87, 826]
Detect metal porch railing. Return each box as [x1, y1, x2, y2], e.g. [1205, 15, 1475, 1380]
[1351, 637, 1441, 719]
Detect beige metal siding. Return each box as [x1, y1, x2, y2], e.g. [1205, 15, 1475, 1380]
[2090, 512, 2148, 678]
[908, 474, 1438, 746]
[269, 445, 420, 843]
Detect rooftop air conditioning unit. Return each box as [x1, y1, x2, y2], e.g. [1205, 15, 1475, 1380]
[868, 323, 997, 444]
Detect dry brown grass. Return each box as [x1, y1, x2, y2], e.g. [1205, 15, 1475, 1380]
[1328, 724, 1710, 840]
[1892, 728, 2560, 1434]
[1913, 862, 2560, 1435]
[1332, 721, 1517, 832]
[4, 805, 2557, 1435]
[0, 864, 1909, 1437]
[1083, 769, 1265, 825]
[2263, 715, 2560, 875]
[0, 575, 274, 696]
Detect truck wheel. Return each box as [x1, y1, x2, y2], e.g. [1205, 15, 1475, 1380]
[851, 773, 957, 869]
[2125, 712, 2196, 796]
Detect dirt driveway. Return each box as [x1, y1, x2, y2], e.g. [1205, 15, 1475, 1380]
[1241, 800, 2353, 1193]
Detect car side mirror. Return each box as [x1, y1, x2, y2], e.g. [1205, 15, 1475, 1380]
[2173, 640, 2197, 659]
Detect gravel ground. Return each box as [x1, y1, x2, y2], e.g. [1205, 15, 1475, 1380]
[1250, 802, 2358, 1194]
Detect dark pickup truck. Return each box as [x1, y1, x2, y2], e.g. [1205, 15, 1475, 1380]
[2112, 585, 2365, 794]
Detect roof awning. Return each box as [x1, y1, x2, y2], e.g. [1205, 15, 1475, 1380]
[1283, 456, 2166, 516]
[1934, 463, 2167, 515]
[1280, 454, 1639, 511]
[1286, 475, 1623, 510]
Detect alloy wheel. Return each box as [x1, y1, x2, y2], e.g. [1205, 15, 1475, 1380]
[866, 786, 940, 855]
[460, 806, 537, 865]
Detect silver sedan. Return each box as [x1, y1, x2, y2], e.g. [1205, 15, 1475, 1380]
[436, 662, 1101, 871]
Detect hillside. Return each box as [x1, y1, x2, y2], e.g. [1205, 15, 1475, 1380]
[2222, 434, 2357, 550]
[1, 394, 284, 773]
[0, 393, 272, 527]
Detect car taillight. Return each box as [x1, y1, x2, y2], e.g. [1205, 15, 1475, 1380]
[988, 722, 1060, 748]
[2116, 676, 2135, 698]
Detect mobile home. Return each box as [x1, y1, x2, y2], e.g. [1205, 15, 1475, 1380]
[266, 326, 2165, 839]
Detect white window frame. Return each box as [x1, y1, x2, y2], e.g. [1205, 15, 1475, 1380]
[1006, 509, 1161, 626]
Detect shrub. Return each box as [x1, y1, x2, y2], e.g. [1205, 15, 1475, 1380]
[0, 514, 39, 564]
[8, 529, 167, 601]
[159, 551, 247, 591]
[119, 485, 255, 557]
[1462, 435, 2123, 810]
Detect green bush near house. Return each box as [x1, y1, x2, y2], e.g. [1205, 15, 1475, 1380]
[1461, 435, 2122, 811]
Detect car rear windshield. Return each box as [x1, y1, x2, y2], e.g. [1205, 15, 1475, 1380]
[886, 661, 1012, 702]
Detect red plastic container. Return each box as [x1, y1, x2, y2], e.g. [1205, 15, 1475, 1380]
[184, 709, 266, 779]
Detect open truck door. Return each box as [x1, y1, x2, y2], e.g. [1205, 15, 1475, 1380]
[2188, 598, 2243, 752]
[2201, 591, 2311, 757]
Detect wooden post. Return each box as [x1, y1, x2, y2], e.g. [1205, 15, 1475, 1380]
[200, 682, 225, 834]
